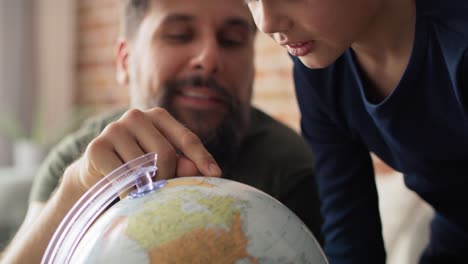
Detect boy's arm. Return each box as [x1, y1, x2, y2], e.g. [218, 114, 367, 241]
[294, 64, 386, 263]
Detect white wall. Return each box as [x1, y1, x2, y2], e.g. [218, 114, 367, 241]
[34, 0, 76, 139]
[0, 1, 6, 164]
[0, 0, 76, 165]
[0, 0, 34, 165]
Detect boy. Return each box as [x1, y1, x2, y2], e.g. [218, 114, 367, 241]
[245, 0, 468, 263]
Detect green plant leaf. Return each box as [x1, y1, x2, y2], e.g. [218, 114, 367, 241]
[0, 112, 27, 140]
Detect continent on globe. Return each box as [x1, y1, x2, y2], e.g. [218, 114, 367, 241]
[67, 177, 326, 264]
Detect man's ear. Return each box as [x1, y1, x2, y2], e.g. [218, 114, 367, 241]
[116, 38, 130, 85]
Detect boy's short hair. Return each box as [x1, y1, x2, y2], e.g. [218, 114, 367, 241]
[120, 0, 151, 39]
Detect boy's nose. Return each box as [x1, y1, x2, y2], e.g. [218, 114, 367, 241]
[254, 3, 292, 35]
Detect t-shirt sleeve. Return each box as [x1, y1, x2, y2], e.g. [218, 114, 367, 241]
[28, 110, 124, 203]
[293, 59, 386, 263]
[28, 126, 96, 203]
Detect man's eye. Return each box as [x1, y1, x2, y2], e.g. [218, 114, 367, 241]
[165, 34, 192, 43]
[220, 38, 245, 48]
[219, 28, 249, 48]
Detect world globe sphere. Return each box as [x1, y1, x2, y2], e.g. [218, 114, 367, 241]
[43, 153, 327, 264]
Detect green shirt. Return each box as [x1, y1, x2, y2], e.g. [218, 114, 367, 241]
[29, 107, 323, 243]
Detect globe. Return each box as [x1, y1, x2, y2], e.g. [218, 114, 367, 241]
[43, 153, 327, 264]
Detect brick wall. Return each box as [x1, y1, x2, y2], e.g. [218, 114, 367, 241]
[76, 0, 392, 175]
[78, 0, 123, 111]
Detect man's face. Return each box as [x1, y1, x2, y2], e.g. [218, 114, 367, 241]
[245, 0, 382, 69]
[117, 0, 256, 152]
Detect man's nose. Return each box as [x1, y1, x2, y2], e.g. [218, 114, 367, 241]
[190, 39, 222, 75]
[254, 3, 292, 35]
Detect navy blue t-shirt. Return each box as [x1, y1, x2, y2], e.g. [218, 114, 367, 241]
[293, 0, 468, 262]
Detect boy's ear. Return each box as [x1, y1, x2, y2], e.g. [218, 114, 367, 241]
[116, 39, 130, 85]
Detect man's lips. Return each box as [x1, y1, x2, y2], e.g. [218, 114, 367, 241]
[286, 41, 315, 56]
[174, 87, 226, 108]
[180, 89, 214, 100]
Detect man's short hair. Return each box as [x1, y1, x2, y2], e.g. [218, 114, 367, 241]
[120, 0, 256, 39]
[120, 0, 151, 39]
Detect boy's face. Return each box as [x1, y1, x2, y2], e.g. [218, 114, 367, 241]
[246, 0, 381, 68]
[117, 0, 256, 141]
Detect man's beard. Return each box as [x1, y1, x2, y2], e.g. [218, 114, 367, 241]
[137, 75, 251, 165]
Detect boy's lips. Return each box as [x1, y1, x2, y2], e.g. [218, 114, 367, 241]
[286, 41, 315, 56]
